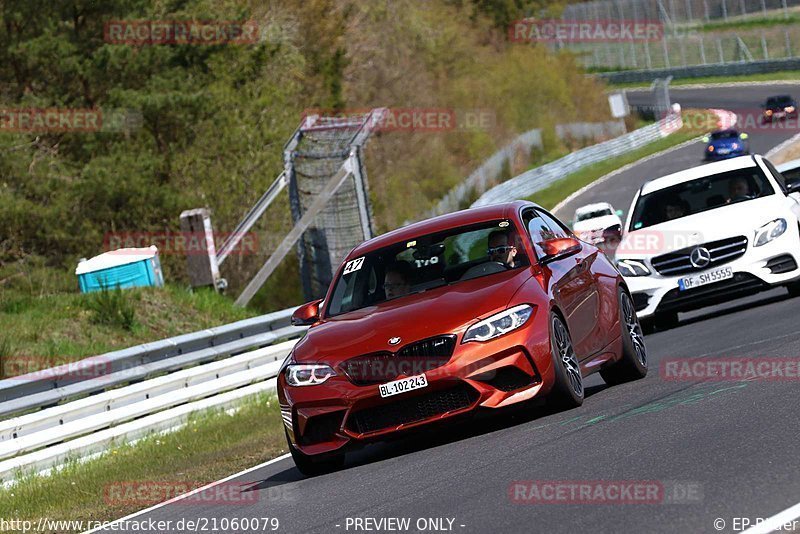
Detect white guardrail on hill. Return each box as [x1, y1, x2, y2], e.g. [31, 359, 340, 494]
[471, 112, 684, 207]
[0, 309, 305, 483]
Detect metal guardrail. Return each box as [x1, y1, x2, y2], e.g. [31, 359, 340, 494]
[472, 113, 683, 207]
[0, 342, 297, 482]
[0, 306, 306, 420]
[423, 119, 630, 222]
[597, 57, 800, 84]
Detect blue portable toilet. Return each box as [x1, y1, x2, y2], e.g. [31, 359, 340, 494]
[76, 245, 164, 293]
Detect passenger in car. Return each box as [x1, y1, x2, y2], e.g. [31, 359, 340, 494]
[383, 261, 413, 299]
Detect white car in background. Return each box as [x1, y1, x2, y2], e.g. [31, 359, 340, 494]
[572, 202, 623, 246]
[615, 155, 800, 332]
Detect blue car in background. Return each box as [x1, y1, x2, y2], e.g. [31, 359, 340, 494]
[703, 129, 749, 161]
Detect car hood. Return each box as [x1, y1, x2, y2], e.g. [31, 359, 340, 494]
[291, 268, 533, 365]
[617, 195, 787, 260]
[573, 214, 622, 233]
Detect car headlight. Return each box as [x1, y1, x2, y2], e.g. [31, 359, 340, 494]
[463, 304, 534, 343]
[754, 218, 787, 247]
[616, 259, 651, 277]
[285, 364, 337, 386]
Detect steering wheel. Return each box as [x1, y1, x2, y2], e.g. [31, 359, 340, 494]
[460, 261, 508, 281]
[730, 194, 753, 202]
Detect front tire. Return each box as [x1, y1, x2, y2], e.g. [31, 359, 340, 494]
[600, 289, 648, 385]
[641, 311, 678, 334]
[653, 311, 679, 331]
[548, 313, 584, 408]
[286, 430, 345, 477]
[787, 280, 800, 298]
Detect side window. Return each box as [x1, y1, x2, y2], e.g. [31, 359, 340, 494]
[522, 209, 552, 258]
[764, 159, 787, 193]
[536, 209, 571, 239]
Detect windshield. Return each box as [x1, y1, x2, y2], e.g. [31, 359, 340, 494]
[576, 208, 613, 221]
[325, 220, 529, 317]
[710, 131, 738, 140]
[767, 96, 792, 106]
[629, 167, 775, 231]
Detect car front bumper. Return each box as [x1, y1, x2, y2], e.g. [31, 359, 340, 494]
[705, 148, 746, 161]
[624, 237, 800, 319]
[278, 306, 557, 457]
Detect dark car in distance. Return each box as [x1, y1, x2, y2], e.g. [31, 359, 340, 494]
[762, 95, 798, 122]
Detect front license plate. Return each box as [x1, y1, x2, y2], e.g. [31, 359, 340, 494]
[379, 374, 428, 398]
[678, 267, 733, 291]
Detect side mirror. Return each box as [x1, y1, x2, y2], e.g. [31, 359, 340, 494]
[291, 299, 323, 326]
[615, 209, 624, 217]
[786, 180, 800, 195]
[538, 237, 582, 264]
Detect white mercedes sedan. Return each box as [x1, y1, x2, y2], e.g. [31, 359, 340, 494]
[615, 155, 800, 332]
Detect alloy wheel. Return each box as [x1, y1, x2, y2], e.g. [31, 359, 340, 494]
[552, 317, 583, 397]
[621, 292, 647, 367]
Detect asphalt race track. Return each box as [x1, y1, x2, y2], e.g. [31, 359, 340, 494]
[100, 83, 800, 534]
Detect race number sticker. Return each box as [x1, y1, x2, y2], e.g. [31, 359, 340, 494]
[343, 257, 365, 275]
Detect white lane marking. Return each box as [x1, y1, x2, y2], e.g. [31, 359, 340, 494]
[551, 136, 702, 218]
[741, 501, 800, 534]
[83, 453, 291, 533]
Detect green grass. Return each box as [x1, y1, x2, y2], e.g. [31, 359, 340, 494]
[0, 261, 259, 378]
[526, 111, 711, 210]
[606, 70, 800, 89]
[698, 13, 800, 33]
[0, 394, 287, 531]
